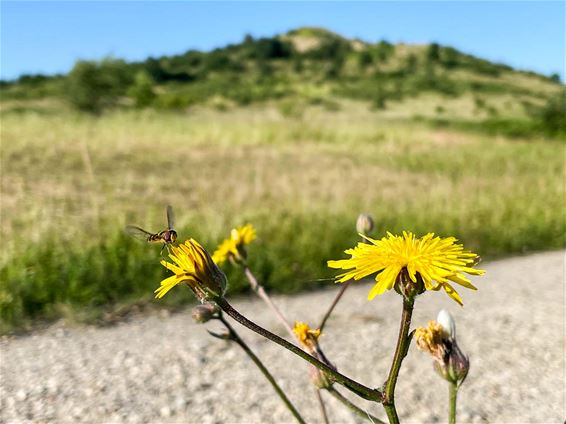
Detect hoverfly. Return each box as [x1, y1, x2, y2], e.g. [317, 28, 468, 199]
[126, 205, 178, 254]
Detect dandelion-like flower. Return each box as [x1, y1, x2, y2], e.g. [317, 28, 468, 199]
[293, 321, 321, 350]
[327, 231, 484, 305]
[212, 223, 256, 265]
[415, 310, 469, 385]
[156, 239, 227, 301]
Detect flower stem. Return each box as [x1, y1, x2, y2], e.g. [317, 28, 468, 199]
[318, 281, 351, 332]
[382, 298, 415, 424]
[316, 389, 330, 424]
[327, 387, 386, 424]
[449, 381, 458, 424]
[216, 297, 382, 402]
[319, 233, 368, 332]
[242, 265, 333, 423]
[243, 265, 295, 339]
[219, 315, 306, 424]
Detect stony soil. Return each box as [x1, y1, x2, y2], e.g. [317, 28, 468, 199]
[1, 250, 565, 423]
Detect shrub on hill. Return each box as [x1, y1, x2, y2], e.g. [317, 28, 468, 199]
[65, 58, 132, 113]
[128, 71, 156, 108]
[246, 37, 293, 60]
[536, 91, 566, 136]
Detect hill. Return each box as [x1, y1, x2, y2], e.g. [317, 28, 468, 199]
[1, 27, 564, 137]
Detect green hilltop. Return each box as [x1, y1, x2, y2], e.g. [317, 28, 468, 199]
[1, 26, 565, 137]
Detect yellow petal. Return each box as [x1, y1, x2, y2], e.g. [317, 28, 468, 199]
[442, 282, 463, 306]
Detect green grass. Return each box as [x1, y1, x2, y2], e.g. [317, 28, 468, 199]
[426, 117, 566, 139]
[1, 103, 565, 333]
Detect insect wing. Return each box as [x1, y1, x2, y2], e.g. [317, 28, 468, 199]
[166, 205, 175, 231]
[125, 225, 154, 242]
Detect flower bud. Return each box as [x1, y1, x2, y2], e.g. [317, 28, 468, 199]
[415, 314, 470, 386]
[293, 322, 321, 352]
[433, 340, 469, 385]
[447, 342, 469, 384]
[394, 268, 425, 301]
[191, 303, 219, 323]
[356, 213, 375, 236]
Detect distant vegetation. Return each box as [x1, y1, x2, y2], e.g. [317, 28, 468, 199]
[1, 28, 564, 332]
[2, 27, 564, 138]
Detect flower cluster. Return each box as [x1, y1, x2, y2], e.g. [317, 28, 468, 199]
[150, 220, 484, 423]
[328, 231, 484, 305]
[212, 224, 256, 265]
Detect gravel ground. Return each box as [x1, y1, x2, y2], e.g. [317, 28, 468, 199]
[1, 250, 565, 424]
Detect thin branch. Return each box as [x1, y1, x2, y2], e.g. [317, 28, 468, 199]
[382, 298, 415, 424]
[316, 389, 330, 424]
[327, 387, 385, 424]
[216, 297, 382, 402]
[243, 266, 295, 339]
[242, 265, 332, 422]
[319, 281, 351, 332]
[218, 314, 306, 424]
[319, 233, 369, 332]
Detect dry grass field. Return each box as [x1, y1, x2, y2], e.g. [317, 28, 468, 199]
[1, 99, 565, 331]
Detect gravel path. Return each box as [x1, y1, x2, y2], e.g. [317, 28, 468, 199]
[1, 251, 565, 423]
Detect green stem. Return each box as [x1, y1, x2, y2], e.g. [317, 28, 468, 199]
[449, 381, 458, 424]
[318, 281, 351, 332]
[316, 389, 330, 424]
[242, 265, 333, 422]
[242, 265, 296, 339]
[219, 315, 306, 424]
[216, 297, 382, 402]
[382, 298, 415, 424]
[318, 234, 368, 332]
[327, 387, 386, 424]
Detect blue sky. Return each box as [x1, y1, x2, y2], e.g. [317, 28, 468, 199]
[1, 1, 564, 81]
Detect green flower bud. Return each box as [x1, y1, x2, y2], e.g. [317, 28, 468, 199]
[356, 213, 375, 235]
[191, 303, 220, 323]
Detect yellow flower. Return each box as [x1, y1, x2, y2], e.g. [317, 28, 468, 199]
[415, 317, 470, 385]
[327, 231, 484, 305]
[232, 223, 256, 246]
[211, 238, 237, 265]
[212, 223, 256, 265]
[156, 239, 227, 301]
[293, 321, 321, 349]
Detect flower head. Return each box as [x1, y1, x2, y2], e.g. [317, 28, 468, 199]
[293, 322, 334, 388]
[327, 231, 484, 305]
[415, 311, 470, 385]
[156, 239, 227, 301]
[415, 320, 448, 360]
[293, 321, 321, 350]
[212, 223, 256, 265]
[211, 238, 236, 265]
